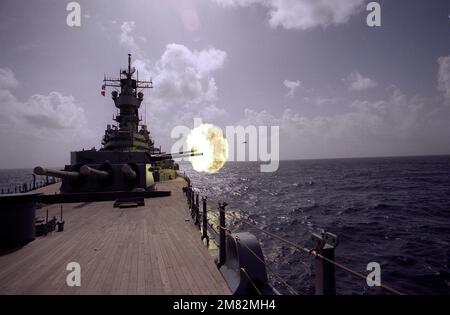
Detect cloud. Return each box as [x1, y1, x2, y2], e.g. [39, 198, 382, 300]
[238, 88, 450, 159]
[119, 21, 139, 53]
[0, 68, 94, 167]
[212, 0, 366, 30]
[144, 44, 228, 147]
[438, 55, 450, 102]
[151, 44, 227, 109]
[118, 21, 154, 82]
[19, 92, 87, 131]
[283, 79, 301, 97]
[0, 69, 87, 132]
[202, 104, 228, 121]
[116, 22, 229, 151]
[303, 96, 340, 106]
[0, 68, 19, 89]
[344, 71, 377, 91]
[117, 22, 227, 112]
[180, 7, 201, 32]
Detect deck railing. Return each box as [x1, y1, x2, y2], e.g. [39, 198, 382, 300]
[182, 184, 403, 296]
[0, 175, 62, 195]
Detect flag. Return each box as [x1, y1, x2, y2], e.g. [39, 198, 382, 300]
[101, 84, 106, 96]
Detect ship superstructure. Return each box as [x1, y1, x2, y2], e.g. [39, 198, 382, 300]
[0, 55, 275, 297]
[101, 54, 156, 153]
[33, 55, 191, 193]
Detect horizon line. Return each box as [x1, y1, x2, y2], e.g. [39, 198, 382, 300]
[1, 153, 449, 170]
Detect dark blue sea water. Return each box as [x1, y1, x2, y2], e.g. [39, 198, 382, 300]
[1, 156, 449, 294]
[0, 169, 38, 193]
[180, 156, 450, 295]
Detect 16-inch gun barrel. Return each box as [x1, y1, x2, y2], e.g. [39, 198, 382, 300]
[33, 166, 81, 180]
[79, 165, 110, 181]
[150, 151, 203, 161]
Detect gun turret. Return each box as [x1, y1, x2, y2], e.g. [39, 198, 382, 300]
[30, 56, 205, 194]
[34, 166, 82, 180]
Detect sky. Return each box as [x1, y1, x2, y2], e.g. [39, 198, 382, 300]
[0, 0, 449, 168]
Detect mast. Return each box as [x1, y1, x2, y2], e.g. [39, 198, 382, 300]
[128, 53, 131, 75]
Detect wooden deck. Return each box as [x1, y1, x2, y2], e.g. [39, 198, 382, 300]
[0, 178, 231, 295]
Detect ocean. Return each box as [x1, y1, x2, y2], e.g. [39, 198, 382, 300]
[180, 156, 450, 295]
[1, 156, 449, 294]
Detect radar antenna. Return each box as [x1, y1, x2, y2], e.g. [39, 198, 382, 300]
[102, 54, 153, 90]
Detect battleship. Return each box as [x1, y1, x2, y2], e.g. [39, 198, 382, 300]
[0, 55, 404, 297]
[0, 54, 276, 295]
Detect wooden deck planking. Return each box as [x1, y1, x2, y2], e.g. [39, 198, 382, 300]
[0, 178, 231, 295]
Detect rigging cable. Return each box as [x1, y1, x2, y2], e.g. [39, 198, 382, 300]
[239, 218, 403, 295]
[184, 187, 403, 295]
